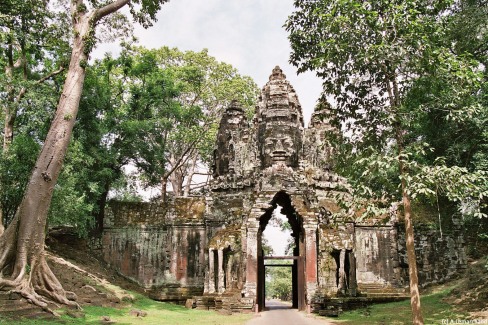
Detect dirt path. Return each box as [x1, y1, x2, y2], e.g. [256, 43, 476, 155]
[245, 300, 336, 325]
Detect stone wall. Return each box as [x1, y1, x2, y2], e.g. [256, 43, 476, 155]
[102, 198, 207, 300]
[316, 222, 466, 296]
[354, 226, 402, 287]
[102, 226, 169, 287]
[398, 224, 467, 287]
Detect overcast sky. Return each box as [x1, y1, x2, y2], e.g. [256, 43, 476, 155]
[95, 0, 323, 125]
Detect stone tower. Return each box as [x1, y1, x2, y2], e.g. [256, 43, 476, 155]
[256, 66, 303, 168]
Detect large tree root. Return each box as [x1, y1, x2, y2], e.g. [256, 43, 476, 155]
[0, 242, 80, 316]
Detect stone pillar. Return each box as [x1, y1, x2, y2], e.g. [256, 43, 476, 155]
[390, 226, 401, 286]
[304, 220, 318, 303]
[243, 220, 259, 298]
[204, 273, 209, 294]
[226, 254, 234, 290]
[217, 248, 225, 294]
[348, 251, 357, 296]
[338, 249, 346, 293]
[170, 231, 178, 276]
[208, 249, 215, 294]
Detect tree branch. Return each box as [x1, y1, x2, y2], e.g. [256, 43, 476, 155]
[163, 142, 198, 179]
[36, 66, 65, 85]
[188, 183, 208, 190]
[14, 67, 65, 105]
[94, 0, 130, 21]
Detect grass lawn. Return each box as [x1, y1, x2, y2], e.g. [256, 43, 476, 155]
[0, 293, 254, 325]
[329, 288, 467, 325]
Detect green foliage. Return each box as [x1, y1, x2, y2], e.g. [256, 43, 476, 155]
[109, 173, 144, 202]
[0, 0, 71, 66]
[0, 134, 40, 225]
[287, 0, 488, 221]
[0, 0, 70, 229]
[261, 237, 274, 256]
[112, 46, 259, 195]
[47, 55, 130, 234]
[266, 264, 293, 301]
[127, 45, 259, 164]
[0, 1, 253, 238]
[48, 139, 96, 238]
[127, 0, 170, 29]
[40, 44, 259, 234]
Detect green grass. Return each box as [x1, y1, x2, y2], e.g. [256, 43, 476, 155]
[0, 293, 253, 325]
[330, 288, 467, 325]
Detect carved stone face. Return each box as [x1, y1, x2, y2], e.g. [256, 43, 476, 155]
[259, 125, 300, 168]
[255, 66, 304, 169]
[264, 137, 294, 163]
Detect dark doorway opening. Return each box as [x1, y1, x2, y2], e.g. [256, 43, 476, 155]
[330, 249, 355, 294]
[257, 191, 305, 311]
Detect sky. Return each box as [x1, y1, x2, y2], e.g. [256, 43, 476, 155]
[94, 0, 324, 124]
[263, 207, 292, 256]
[95, 0, 323, 252]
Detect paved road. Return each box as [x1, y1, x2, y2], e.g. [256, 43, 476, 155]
[245, 300, 335, 325]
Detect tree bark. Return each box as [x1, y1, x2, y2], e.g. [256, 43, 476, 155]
[1, 30, 64, 235]
[3, 108, 16, 151]
[162, 145, 198, 200]
[0, 0, 130, 312]
[386, 67, 424, 324]
[0, 213, 3, 237]
[0, 39, 22, 236]
[398, 140, 424, 325]
[169, 167, 184, 197]
[94, 181, 111, 235]
[183, 153, 199, 197]
[161, 176, 168, 203]
[0, 9, 89, 310]
[3, 31, 27, 151]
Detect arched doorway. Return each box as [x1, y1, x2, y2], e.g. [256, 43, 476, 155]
[242, 191, 318, 312]
[255, 191, 306, 311]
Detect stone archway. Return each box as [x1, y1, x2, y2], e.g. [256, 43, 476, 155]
[243, 191, 317, 312]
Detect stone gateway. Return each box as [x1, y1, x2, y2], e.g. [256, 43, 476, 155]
[102, 67, 466, 313]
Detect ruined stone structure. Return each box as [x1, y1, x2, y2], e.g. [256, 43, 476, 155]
[102, 67, 466, 313]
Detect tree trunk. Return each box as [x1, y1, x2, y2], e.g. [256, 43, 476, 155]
[2, 38, 22, 151]
[0, 10, 91, 313]
[169, 167, 184, 197]
[3, 109, 16, 151]
[0, 0, 132, 313]
[399, 150, 424, 325]
[161, 176, 168, 203]
[184, 153, 198, 197]
[385, 69, 424, 324]
[1, 105, 19, 234]
[0, 212, 3, 236]
[0, 42, 19, 236]
[94, 181, 111, 235]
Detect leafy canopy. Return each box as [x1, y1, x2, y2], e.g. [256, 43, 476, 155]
[286, 0, 488, 218]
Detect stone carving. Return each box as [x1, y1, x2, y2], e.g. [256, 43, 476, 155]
[256, 66, 303, 168]
[212, 100, 248, 177]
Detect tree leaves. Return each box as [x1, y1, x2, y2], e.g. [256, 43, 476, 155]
[288, 0, 487, 221]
